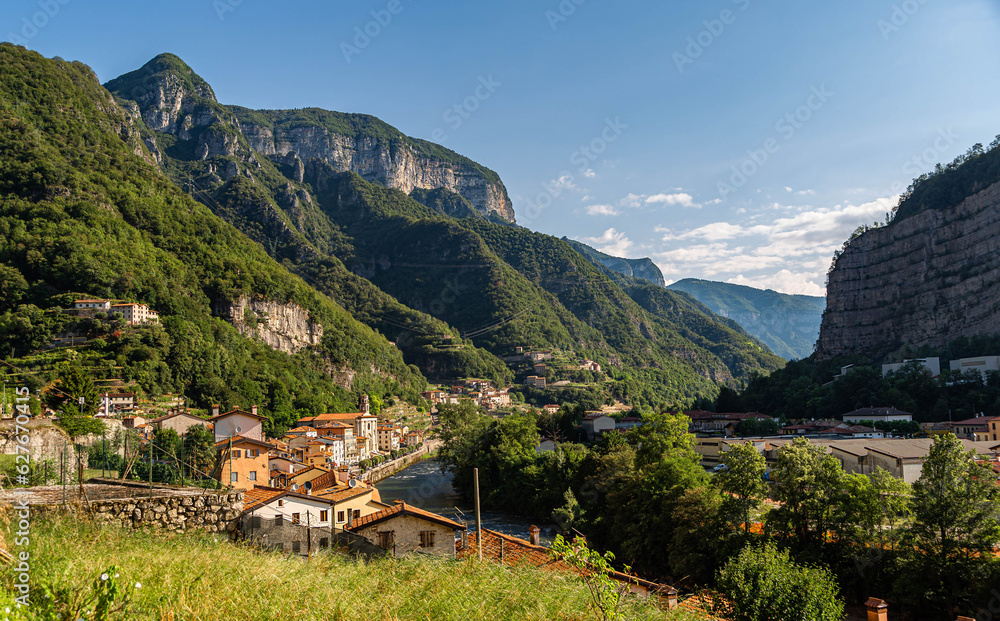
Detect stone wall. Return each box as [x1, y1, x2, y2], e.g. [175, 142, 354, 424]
[362, 445, 430, 484]
[29, 480, 243, 534]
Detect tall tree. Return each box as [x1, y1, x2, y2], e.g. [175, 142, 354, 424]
[898, 433, 1000, 614]
[717, 442, 768, 532]
[767, 437, 844, 546]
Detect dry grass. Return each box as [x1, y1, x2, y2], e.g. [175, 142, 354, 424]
[3, 516, 703, 621]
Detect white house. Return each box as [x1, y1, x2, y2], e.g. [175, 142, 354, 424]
[582, 414, 616, 440]
[211, 406, 266, 442]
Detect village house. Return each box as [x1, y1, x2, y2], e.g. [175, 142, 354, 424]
[841, 407, 914, 424]
[101, 392, 135, 415]
[121, 415, 147, 430]
[348, 500, 467, 559]
[543, 404, 560, 415]
[402, 429, 424, 448]
[314, 480, 389, 529]
[582, 413, 615, 440]
[377, 423, 402, 452]
[938, 415, 997, 440]
[210, 405, 265, 442]
[241, 486, 344, 555]
[109, 302, 159, 325]
[524, 376, 546, 389]
[74, 299, 111, 310]
[216, 436, 270, 491]
[580, 359, 601, 373]
[305, 437, 346, 468]
[268, 455, 306, 488]
[150, 410, 209, 436]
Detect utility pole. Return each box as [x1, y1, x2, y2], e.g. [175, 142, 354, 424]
[474, 467, 482, 561]
[307, 511, 312, 560]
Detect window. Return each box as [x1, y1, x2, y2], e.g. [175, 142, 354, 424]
[274, 515, 283, 526]
[320, 510, 328, 522]
[230, 472, 238, 483]
[420, 531, 436, 548]
[378, 531, 394, 549]
[232, 450, 241, 459]
[292, 541, 301, 554]
[248, 471, 257, 481]
[251, 516, 262, 529]
[292, 513, 301, 525]
[353, 509, 361, 521]
[277, 499, 284, 507]
[337, 511, 345, 523]
[320, 537, 329, 548]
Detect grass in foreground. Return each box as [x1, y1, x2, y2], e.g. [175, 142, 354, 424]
[1, 515, 702, 621]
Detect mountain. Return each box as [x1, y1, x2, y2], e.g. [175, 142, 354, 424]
[666, 279, 826, 360]
[0, 44, 426, 434]
[817, 138, 1000, 360]
[563, 239, 666, 287]
[103, 52, 785, 406]
[102, 54, 515, 222]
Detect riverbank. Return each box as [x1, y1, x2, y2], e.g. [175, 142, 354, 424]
[374, 457, 554, 543]
[361, 439, 442, 484]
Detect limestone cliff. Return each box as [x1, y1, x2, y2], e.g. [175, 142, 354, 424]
[238, 119, 515, 221]
[816, 179, 1000, 359]
[214, 297, 323, 354]
[104, 54, 514, 222]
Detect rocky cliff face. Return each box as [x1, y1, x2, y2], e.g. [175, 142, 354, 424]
[214, 297, 323, 354]
[105, 55, 514, 222]
[817, 179, 1000, 359]
[239, 123, 515, 221]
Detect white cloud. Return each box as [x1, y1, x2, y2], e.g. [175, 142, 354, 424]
[784, 186, 793, 192]
[727, 271, 826, 297]
[646, 192, 699, 208]
[619, 193, 645, 208]
[550, 174, 577, 192]
[650, 196, 896, 295]
[578, 228, 634, 257]
[583, 169, 597, 178]
[586, 204, 620, 216]
[797, 189, 816, 196]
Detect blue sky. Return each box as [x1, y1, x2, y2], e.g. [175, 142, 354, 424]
[4, 0, 999, 295]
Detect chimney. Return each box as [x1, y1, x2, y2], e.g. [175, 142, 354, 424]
[528, 525, 540, 546]
[865, 598, 888, 621]
[211, 404, 220, 417]
[665, 587, 678, 610]
[251, 404, 258, 416]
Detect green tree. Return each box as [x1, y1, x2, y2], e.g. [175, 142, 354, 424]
[182, 424, 216, 479]
[767, 437, 844, 546]
[717, 443, 768, 532]
[626, 410, 697, 468]
[52, 364, 104, 440]
[897, 433, 1000, 614]
[717, 543, 845, 621]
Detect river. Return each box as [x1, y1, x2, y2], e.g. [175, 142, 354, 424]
[374, 458, 553, 544]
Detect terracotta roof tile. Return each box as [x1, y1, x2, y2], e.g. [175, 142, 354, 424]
[348, 501, 466, 531]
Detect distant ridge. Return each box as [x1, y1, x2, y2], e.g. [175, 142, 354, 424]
[667, 279, 825, 360]
[563, 239, 666, 287]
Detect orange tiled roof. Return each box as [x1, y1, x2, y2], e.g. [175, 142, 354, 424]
[243, 486, 285, 510]
[348, 501, 466, 532]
